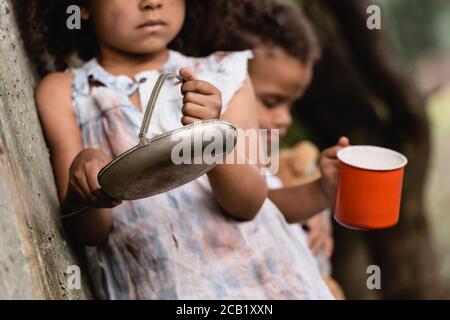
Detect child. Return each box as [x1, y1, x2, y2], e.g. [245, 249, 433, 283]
[242, 0, 336, 259]
[28, 0, 346, 299]
[278, 142, 345, 299]
[185, 0, 346, 298]
[181, 0, 342, 256]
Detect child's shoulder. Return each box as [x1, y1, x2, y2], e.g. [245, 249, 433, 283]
[173, 50, 253, 109]
[35, 72, 74, 111]
[35, 72, 73, 99]
[171, 50, 253, 75]
[206, 50, 254, 63]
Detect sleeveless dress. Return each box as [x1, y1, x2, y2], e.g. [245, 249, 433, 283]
[69, 50, 333, 300]
[266, 170, 332, 278]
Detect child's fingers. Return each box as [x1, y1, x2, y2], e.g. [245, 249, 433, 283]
[71, 171, 91, 202]
[182, 103, 216, 120]
[70, 179, 89, 204]
[319, 155, 339, 173]
[83, 171, 113, 208]
[179, 67, 198, 81]
[322, 146, 342, 159]
[91, 166, 122, 206]
[85, 164, 109, 203]
[181, 79, 220, 96]
[75, 170, 101, 206]
[85, 166, 120, 207]
[308, 231, 322, 255]
[322, 137, 350, 159]
[338, 136, 350, 147]
[183, 92, 210, 106]
[181, 115, 202, 126]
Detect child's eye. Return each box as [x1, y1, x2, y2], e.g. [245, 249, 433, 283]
[262, 99, 279, 109]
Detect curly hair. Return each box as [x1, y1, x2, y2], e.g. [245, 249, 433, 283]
[172, 0, 321, 64]
[14, 0, 319, 76]
[14, 0, 213, 76]
[15, 0, 91, 76]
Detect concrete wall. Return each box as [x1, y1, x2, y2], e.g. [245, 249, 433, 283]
[0, 0, 90, 299]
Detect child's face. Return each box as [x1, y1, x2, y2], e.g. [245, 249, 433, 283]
[249, 46, 313, 142]
[84, 0, 185, 55]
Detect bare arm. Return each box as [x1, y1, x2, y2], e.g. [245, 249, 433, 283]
[268, 179, 329, 223]
[35, 72, 116, 246]
[207, 76, 268, 221]
[270, 137, 350, 224]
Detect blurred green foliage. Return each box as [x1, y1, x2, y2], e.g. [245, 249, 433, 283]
[281, 0, 450, 148]
[377, 0, 450, 65]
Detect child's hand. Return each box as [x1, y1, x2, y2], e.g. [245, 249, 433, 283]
[179, 68, 222, 125]
[319, 137, 350, 204]
[305, 212, 334, 258]
[69, 148, 122, 208]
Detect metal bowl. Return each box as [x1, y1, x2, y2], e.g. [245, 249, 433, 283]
[98, 120, 237, 200]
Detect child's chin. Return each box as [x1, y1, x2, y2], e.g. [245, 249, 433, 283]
[133, 39, 169, 53]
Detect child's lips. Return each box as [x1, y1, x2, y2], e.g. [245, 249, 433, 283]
[137, 20, 166, 32]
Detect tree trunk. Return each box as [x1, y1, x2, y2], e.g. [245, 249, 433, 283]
[295, 0, 446, 299]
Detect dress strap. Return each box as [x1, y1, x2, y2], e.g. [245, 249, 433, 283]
[67, 67, 90, 127]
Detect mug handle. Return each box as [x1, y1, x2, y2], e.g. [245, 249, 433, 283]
[138, 72, 186, 146]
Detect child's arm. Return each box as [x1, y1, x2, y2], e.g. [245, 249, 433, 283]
[180, 69, 267, 221]
[269, 137, 350, 223]
[208, 76, 268, 221]
[269, 179, 328, 223]
[35, 73, 118, 246]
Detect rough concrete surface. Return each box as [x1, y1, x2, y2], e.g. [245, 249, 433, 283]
[0, 0, 90, 299]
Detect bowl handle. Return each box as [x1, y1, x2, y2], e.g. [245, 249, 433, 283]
[138, 73, 186, 146]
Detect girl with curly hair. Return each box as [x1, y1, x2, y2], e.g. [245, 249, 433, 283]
[20, 0, 343, 299]
[178, 0, 346, 299]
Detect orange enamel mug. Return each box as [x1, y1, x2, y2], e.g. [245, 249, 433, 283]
[334, 146, 408, 230]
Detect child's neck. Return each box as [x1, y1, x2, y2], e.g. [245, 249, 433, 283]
[97, 46, 170, 80]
